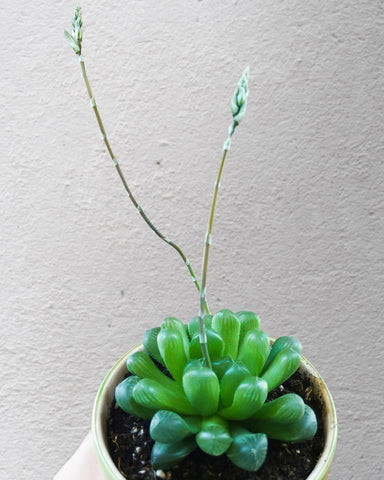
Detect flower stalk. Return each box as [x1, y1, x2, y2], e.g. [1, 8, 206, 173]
[198, 68, 249, 368]
[65, 7, 208, 313]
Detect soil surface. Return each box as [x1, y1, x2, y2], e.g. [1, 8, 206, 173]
[107, 368, 325, 480]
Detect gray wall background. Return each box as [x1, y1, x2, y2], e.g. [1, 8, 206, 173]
[1, 1, 383, 479]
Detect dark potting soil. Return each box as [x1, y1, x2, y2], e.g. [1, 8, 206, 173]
[107, 368, 325, 480]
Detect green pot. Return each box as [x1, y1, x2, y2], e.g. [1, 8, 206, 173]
[92, 345, 337, 480]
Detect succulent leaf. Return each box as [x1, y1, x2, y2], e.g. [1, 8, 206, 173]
[142, 327, 164, 364]
[133, 378, 197, 415]
[127, 351, 180, 391]
[237, 328, 270, 376]
[182, 363, 220, 416]
[219, 362, 251, 408]
[189, 328, 225, 361]
[236, 311, 260, 346]
[248, 405, 318, 442]
[151, 437, 197, 470]
[161, 317, 190, 359]
[196, 415, 232, 456]
[150, 410, 201, 443]
[211, 309, 240, 358]
[212, 355, 234, 381]
[219, 376, 268, 420]
[183, 358, 204, 374]
[262, 336, 302, 374]
[226, 426, 268, 471]
[261, 347, 301, 392]
[188, 314, 213, 338]
[157, 328, 188, 383]
[115, 376, 156, 419]
[251, 393, 305, 424]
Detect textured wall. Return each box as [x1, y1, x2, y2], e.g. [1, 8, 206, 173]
[1, 1, 383, 478]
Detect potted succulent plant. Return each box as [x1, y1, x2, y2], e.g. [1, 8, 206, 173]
[65, 7, 337, 480]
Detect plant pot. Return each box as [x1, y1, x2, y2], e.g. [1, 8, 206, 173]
[92, 345, 337, 480]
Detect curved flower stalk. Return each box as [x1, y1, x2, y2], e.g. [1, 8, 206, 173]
[116, 310, 318, 472]
[64, 7, 208, 313]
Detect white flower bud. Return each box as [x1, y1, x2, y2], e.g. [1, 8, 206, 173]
[64, 6, 83, 55]
[230, 67, 249, 124]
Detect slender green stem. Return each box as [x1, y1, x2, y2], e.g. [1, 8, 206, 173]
[197, 65, 249, 367]
[198, 123, 236, 368]
[78, 56, 209, 314]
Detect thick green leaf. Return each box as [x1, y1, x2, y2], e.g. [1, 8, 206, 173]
[115, 376, 155, 419]
[189, 328, 225, 361]
[237, 329, 270, 376]
[247, 405, 318, 442]
[236, 311, 260, 346]
[211, 309, 240, 358]
[188, 314, 213, 338]
[226, 426, 268, 471]
[182, 363, 220, 416]
[150, 410, 200, 443]
[251, 393, 305, 424]
[261, 347, 301, 392]
[161, 317, 190, 358]
[157, 328, 188, 383]
[220, 362, 251, 408]
[212, 356, 234, 381]
[183, 358, 204, 374]
[142, 327, 163, 364]
[151, 437, 197, 470]
[262, 336, 302, 374]
[219, 376, 268, 420]
[196, 415, 232, 456]
[126, 351, 180, 391]
[133, 378, 197, 415]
